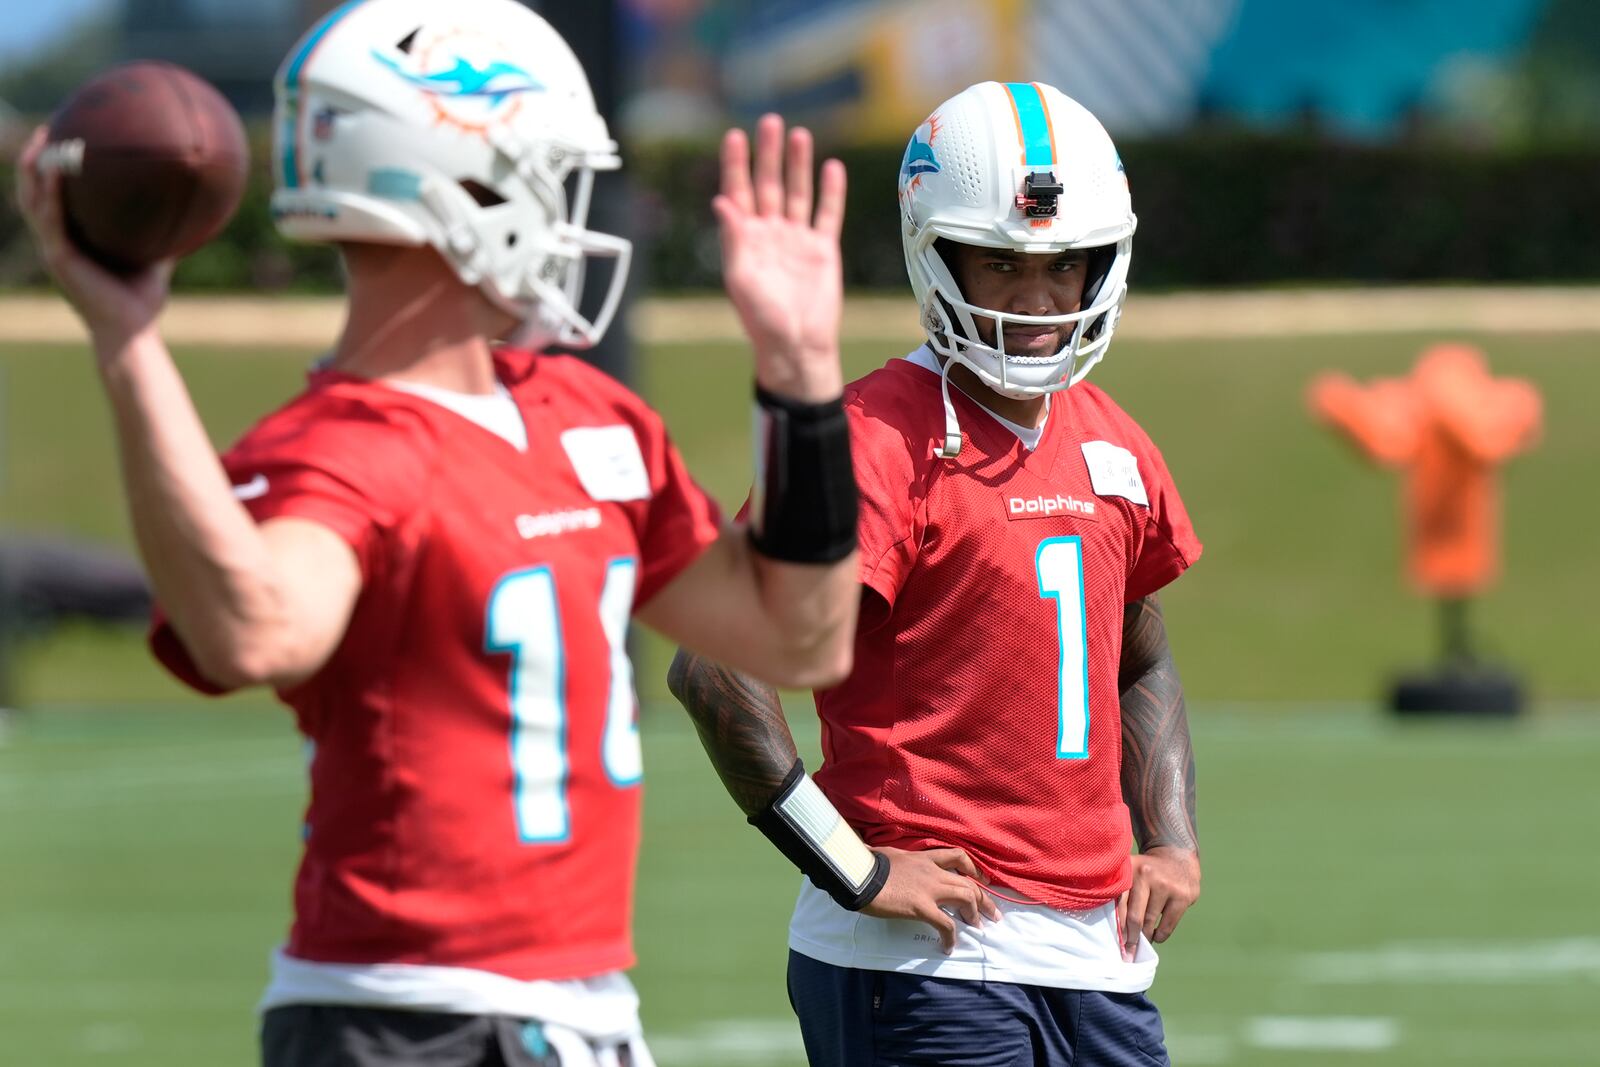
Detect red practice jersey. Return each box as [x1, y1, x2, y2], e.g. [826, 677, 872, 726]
[815, 355, 1201, 911]
[153, 350, 720, 981]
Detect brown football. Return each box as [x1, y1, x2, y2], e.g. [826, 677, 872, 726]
[43, 61, 249, 273]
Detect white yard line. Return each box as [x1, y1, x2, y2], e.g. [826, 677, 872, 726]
[1245, 1016, 1399, 1052]
[648, 1019, 805, 1066]
[1163, 1032, 1236, 1064]
[78, 1020, 144, 1054]
[4, 286, 1600, 347]
[1299, 938, 1600, 984]
[0, 978, 249, 1011]
[0, 755, 302, 809]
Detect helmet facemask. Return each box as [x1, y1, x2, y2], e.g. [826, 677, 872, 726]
[916, 234, 1130, 402]
[418, 131, 632, 348]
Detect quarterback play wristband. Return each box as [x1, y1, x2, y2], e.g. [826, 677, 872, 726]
[748, 387, 857, 563]
[750, 759, 890, 911]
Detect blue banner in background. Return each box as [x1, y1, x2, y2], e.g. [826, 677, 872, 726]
[1201, 0, 1547, 135]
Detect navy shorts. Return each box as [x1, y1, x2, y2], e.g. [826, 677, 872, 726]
[787, 951, 1169, 1067]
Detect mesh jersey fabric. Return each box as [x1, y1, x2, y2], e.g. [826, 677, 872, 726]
[151, 349, 722, 981]
[814, 352, 1201, 910]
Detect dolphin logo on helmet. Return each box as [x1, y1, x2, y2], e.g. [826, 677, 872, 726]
[371, 50, 544, 106]
[900, 115, 943, 197]
[902, 135, 940, 179]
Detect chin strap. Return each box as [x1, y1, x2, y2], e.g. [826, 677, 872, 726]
[936, 356, 963, 459]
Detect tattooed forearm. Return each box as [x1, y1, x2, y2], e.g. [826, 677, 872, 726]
[667, 647, 800, 816]
[1118, 594, 1199, 854]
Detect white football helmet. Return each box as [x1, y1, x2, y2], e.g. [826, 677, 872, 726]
[271, 0, 630, 347]
[899, 81, 1135, 455]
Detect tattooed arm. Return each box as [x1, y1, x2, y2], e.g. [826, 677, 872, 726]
[667, 646, 999, 951]
[1119, 593, 1199, 853]
[665, 647, 798, 816]
[1115, 593, 1201, 956]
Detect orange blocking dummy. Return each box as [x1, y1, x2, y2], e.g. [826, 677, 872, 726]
[1308, 344, 1542, 597]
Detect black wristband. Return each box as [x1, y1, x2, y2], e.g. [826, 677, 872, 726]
[749, 759, 890, 911]
[748, 387, 858, 564]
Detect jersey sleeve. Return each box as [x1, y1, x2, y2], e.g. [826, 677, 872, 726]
[148, 403, 438, 693]
[846, 398, 925, 620]
[1124, 431, 1202, 603]
[147, 606, 230, 695]
[628, 406, 723, 609]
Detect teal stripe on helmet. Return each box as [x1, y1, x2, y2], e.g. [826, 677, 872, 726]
[1004, 82, 1054, 167]
[280, 0, 368, 188]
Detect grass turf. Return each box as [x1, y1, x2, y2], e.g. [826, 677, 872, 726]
[2, 704, 1598, 1064]
[2, 329, 1598, 1064]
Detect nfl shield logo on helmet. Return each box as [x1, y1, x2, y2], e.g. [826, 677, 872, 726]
[312, 106, 340, 141]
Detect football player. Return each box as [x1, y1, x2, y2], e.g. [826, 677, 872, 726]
[16, 0, 858, 1064]
[670, 81, 1202, 1065]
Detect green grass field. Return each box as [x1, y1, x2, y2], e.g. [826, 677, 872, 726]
[5, 332, 1598, 704]
[3, 328, 1598, 1064]
[5, 704, 1598, 1065]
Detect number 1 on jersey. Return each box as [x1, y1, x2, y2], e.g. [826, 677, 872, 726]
[487, 567, 568, 842]
[1036, 537, 1090, 758]
[488, 559, 641, 844]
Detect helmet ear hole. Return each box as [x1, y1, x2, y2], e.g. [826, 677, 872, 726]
[459, 179, 506, 208]
[930, 237, 971, 308]
[929, 239, 974, 348]
[1081, 244, 1116, 307]
[1079, 244, 1118, 341]
[931, 237, 960, 285]
[931, 293, 959, 346]
[506, 232, 518, 248]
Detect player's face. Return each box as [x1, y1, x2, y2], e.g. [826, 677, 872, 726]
[947, 245, 1089, 355]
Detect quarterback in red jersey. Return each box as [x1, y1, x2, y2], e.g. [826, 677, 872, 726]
[672, 81, 1202, 1066]
[18, 0, 860, 1063]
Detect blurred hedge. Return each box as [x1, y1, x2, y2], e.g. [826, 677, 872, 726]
[4, 131, 1599, 292]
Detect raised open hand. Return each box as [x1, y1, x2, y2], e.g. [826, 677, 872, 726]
[714, 114, 846, 403]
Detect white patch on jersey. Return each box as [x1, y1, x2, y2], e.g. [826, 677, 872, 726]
[232, 474, 270, 501]
[1080, 441, 1149, 507]
[561, 426, 651, 502]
